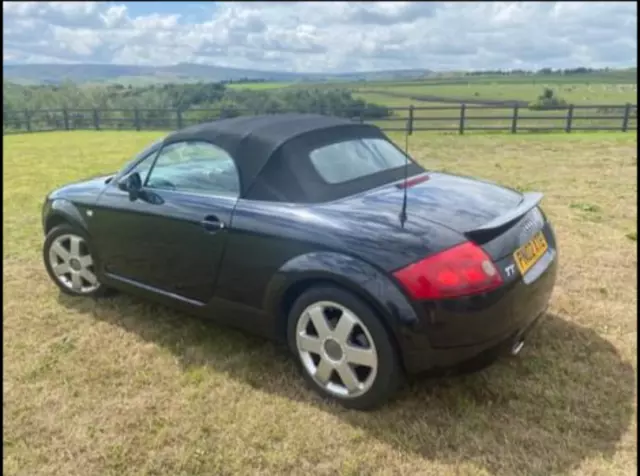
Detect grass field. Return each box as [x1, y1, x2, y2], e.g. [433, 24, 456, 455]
[351, 75, 637, 132]
[220, 74, 638, 132]
[282, 71, 638, 107]
[226, 81, 296, 91]
[356, 82, 637, 106]
[209, 71, 639, 106]
[3, 131, 637, 476]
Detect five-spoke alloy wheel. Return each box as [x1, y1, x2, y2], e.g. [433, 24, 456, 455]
[296, 300, 379, 399]
[43, 224, 107, 297]
[288, 286, 403, 410]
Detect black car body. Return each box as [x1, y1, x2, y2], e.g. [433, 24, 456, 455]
[42, 114, 558, 409]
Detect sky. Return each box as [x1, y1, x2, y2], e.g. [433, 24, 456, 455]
[2, 1, 638, 73]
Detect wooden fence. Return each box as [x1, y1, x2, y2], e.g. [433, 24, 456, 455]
[2, 103, 637, 135]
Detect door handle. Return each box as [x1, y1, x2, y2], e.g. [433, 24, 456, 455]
[201, 214, 226, 232]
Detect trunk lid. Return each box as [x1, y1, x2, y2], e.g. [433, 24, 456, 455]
[334, 171, 524, 235]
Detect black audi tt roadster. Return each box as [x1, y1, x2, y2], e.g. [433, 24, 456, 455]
[42, 114, 557, 409]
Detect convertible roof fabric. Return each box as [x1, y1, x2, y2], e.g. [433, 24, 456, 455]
[163, 113, 421, 202]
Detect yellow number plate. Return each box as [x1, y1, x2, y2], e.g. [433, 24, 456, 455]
[513, 231, 548, 276]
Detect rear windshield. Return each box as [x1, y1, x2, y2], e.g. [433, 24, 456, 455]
[309, 137, 408, 184]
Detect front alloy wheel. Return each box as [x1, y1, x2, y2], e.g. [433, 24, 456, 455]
[43, 224, 106, 297]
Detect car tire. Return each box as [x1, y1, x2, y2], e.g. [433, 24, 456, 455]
[43, 224, 110, 298]
[287, 285, 403, 410]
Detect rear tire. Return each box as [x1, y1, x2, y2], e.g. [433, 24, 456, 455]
[43, 224, 110, 298]
[287, 285, 403, 410]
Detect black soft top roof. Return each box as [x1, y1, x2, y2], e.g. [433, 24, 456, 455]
[162, 113, 391, 197]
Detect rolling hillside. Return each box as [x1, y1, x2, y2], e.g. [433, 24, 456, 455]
[2, 63, 433, 85]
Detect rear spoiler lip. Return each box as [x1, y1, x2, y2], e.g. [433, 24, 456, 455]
[464, 191, 543, 241]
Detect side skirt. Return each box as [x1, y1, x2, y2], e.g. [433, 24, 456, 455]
[101, 272, 278, 340]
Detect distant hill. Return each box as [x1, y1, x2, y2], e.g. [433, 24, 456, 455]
[2, 62, 433, 85]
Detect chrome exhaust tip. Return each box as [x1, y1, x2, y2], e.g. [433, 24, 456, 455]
[511, 339, 525, 356]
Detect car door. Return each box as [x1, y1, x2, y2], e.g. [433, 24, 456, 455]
[92, 140, 240, 305]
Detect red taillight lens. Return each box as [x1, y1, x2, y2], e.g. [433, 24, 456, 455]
[393, 242, 503, 300]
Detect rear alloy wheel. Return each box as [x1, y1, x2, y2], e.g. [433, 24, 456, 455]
[288, 286, 403, 410]
[43, 224, 107, 297]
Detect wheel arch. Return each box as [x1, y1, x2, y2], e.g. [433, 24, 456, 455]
[277, 276, 381, 338]
[44, 213, 72, 234]
[44, 199, 88, 235]
[264, 251, 420, 371]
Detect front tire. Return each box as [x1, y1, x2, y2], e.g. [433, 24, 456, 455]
[43, 224, 109, 298]
[287, 285, 403, 410]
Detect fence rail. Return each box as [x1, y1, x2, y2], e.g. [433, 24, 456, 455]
[3, 103, 637, 135]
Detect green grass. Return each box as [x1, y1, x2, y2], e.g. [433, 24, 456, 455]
[359, 82, 637, 106]
[3, 131, 637, 475]
[356, 93, 418, 108]
[287, 70, 637, 91]
[296, 71, 637, 109]
[352, 77, 637, 131]
[226, 81, 294, 91]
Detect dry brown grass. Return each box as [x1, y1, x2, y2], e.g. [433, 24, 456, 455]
[3, 131, 637, 476]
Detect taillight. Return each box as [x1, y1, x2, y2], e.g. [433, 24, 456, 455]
[393, 242, 503, 300]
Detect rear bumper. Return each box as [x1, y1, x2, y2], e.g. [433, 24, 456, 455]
[398, 245, 558, 375]
[404, 307, 546, 375]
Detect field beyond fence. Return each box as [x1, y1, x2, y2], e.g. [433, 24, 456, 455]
[3, 103, 638, 135]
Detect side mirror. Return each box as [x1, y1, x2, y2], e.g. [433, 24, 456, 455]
[118, 172, 142, 201]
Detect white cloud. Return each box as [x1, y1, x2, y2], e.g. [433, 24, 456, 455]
[2, 1, 637, 72]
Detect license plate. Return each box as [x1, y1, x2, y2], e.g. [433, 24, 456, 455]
[513, 231, 548, 276]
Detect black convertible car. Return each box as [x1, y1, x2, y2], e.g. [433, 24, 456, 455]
[42, 114, 558, 409]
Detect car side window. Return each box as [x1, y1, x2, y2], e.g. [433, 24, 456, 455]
[145, 141, 240, 197]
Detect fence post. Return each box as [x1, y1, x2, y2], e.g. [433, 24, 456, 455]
[134, 108, 141, 131]
[459, 104, 466, 134]
[408, 105, 414, 135]
[622, 103, 631, 132]
[24, 110, 31, 132]
[177, 109, 183, 129]
[63, 108, 69, 130]
[511, 106, 518, 133]
[565, 105, 574, 133]
[93, 109, 100, 130]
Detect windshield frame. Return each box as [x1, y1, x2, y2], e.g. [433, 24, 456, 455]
[113, 137, 165, 182]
